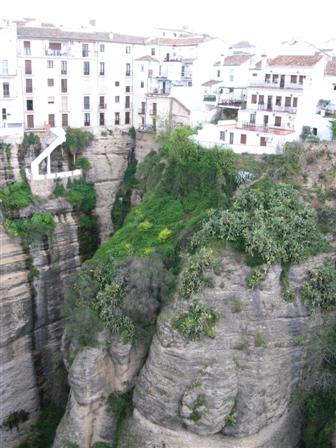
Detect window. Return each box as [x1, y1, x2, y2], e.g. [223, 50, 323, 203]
[140, 102, 146, 114]
[125, 86, 130, 93]
[141, 64, 144, 72]
[48, 96, 55, 104]
[229, 132, 234, 144]
[61, 61, 67, 75]
[61, 96, 68, 111]
[240, 134, 247, 144]
[83, 61, 90, 75]
[251, 94, 257, 104]
[148, 69, 153, 77]
[229, 69, 234, 82]
[84, 96, 90, 109]
[275, 96, 281, 106]
[290, 75, 297, 84]
[140, 81, 144, 88]
[285, 97, 291, 107]
[49, 42, 62, 56]
[1, 60, 8, 75]
[152, 103, 157, 116]
[125, 111, 130, 124]
[272, 74, 279, 83]
[100, 44, 105, 52]
[274, 116, 282, 127]
[115, 96, 120, 103]
[25, 60, 32, 74]
[24, 79, 32, 93]
[151, 48, 155, 56]
[48, 114, 55, 127]
[2, 108, 6, 120]
[258, 95, 264, 105]
[24, 41, 31, 55]
[293, 97, 298, 108]
[220, 131, 225, 141]
[84, 113, 90, 126]
[217, 69, 221, 78]
[27, 115, 34, 128]
[3, 83, 10, 98]
[299, 75, 306, 84]
[61, 79, 67, 93]
[26, 99, 33, 111]
[99, 96, 105, 108]
[62, 113, 68, 127]
[250, 113, 256, 124]
[265, 74, 271, 83]
[125, 63, 131, 76]
[99, 62, 105, 75]
[47, 78, 54, 87]
[47, 60, 53, 69]
[125, 46, 131, 54]
[82, 44, 89, 57]
[100, 112, 105, 126]
[260, 137, 267, 147]
[125, 96, 130, 108]
[115, 112, 120, 125]
[115, 81, 120, 87]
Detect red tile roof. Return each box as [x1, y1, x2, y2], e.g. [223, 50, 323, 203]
[325, 57, 336, 76]
[223, 54, 252, 66]
[268, 55, 323, 67]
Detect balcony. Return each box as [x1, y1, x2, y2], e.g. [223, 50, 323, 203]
[99, 103, 107, 109]
[218, 99, 245, 108]
[45, 49, 69, 57]
[249, 80, 303, 90]
[238, 121, 295, 135]
[254, 104, 297, 114]
[138, 108, 146, 115]
[203, 95, 217, 102]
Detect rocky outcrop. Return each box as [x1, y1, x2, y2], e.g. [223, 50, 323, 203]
[117, 250, 332, 448]
[83, 132, 133, 243]
[0, 199, 81, 447]
[134, 132, 160, 163]
[53, 332, 147, 448]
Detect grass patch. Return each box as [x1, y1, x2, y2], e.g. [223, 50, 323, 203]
[172, 303, 220, 341]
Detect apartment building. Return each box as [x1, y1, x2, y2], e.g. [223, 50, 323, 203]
[0, 20, 24, 140]
[194, 54, 334, 153]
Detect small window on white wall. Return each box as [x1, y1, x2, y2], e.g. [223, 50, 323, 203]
[229, 69, 234, 82]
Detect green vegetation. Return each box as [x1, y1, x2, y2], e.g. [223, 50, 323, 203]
[18, 133, 41, 161]
[235, 340, 248, 351]
[0, 181, 33, 211]
[226, 409, 237, 426]
[111, 158, 138, 231]
[18, 403, 64, 448]
[107, 389, 134, 446]
[189, 394, 207, 422]
[254, 333, 267, 348]
[332, 120, 336, 140]
[54, 178, 98, 260]
[63, 127, 93, 167]
[179, 247, 216, 298]
[1, 410, 29, 430]
[192, 180, 327, 276]
[4, 212, 55, 246]
[301, 261, 336, 311]
[231, 297, 242, 313]
[247, 265, 268, 289]
[292, 336, 305, 346]
[303, 392, 336, 448]
[172, 303, 220, 341]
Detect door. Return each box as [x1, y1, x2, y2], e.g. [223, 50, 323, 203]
[280, 75, 285, 88]
[267, 96, 273, 110]
[263, 115, 269, 128]
[240, 134, 247, 144]
[27, 114, 34, 128]
[260, 137, 267, 147]
[229, 132, 234, 144]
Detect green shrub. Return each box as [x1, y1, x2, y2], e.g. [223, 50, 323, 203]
[0, 181, 33, 211]
[92, 442, 109, 448]
[301, 261, 336, 311]
[292, 336, 305, 346]
[2, 410, 29, 430]
[4, 212, 55, 246]
[64, 178, 96, 214]
[232, 297, 242, 313]
[129, 126, 136, 140]
[172, 303, 220, 341]
[247, 265, 268, 289]
[255, 333, 267, 348]
[226, 409, 237, 426]
[190, 409, 202, 422]
[74, 157, 92, 171]
[179, 247, 216, 298]
[63, 127, 93, 167]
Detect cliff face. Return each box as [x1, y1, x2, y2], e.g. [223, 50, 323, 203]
[117, 251, 331, 448]
[0, 199, 80, 446]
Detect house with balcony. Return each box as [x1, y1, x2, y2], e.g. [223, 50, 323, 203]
[0, 20, 24, 141]
[194, 54, 332, 153]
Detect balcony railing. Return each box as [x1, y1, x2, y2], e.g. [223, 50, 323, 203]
[138, 109, 146, 115]
[150, 110, 157, 116]
[99, 103, 107, 109]
[218, 99, 244, 107]
[45, 49, 69, 57]
[255, 104, 297, 113]
[238, 122, 295, 132]
[203, 95, 217, 102]
[249, 80, 303, 90]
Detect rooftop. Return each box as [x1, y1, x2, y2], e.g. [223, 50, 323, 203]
[202, 80, 221, 87]
[146, 36, 211, 46]
[268, 54, 323, 67]
[223, 54, 252, 66]
[134, 55, 159, 62]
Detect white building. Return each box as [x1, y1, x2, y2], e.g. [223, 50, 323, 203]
[194, 54, 334, 153]
[0, 20, 24, 141]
